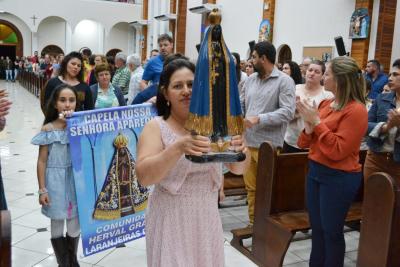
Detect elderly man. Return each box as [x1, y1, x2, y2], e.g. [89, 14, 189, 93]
[365, 59, 389, 100]
[126, 54, 144, 105]
[112, 52, 131, 95]
[299, 57, 312, 82]
[242, 41, 295, 226]
[140, 34, 174, 90]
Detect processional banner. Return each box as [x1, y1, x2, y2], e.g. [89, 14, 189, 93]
[67, 104, 157, 256]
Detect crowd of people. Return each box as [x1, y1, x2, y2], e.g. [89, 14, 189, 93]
[0, 23, 399, 266]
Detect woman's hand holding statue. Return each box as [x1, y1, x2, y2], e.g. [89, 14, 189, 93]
[177, 134, 211, 156]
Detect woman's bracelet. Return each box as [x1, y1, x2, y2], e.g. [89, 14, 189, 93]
[38, 188, 48, 196]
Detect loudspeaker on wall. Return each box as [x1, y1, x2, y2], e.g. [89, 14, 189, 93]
[334, 36, 347, 56]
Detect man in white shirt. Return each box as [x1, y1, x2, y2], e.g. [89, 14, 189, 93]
[126, 54, 144, 105]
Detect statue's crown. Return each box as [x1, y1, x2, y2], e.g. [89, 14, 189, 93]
[114, 133, 129, 148]
[208, 8, 221, 25]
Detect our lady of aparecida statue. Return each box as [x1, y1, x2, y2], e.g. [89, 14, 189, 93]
[184, 9, 245, 163]
[92, 133, 149, 220]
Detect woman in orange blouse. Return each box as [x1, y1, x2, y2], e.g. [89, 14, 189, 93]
[297, 56, 367, 267]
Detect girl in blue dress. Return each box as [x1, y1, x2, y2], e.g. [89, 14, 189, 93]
[32, 84, 80, 267]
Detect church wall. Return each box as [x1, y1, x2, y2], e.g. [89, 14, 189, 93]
[391, 0, 400, 65]
[37, 17, 66, 54]
[0, 13, 32, 56]
[217, 0, 264, 61]
[106, 23, 134, 55]
[72, 20, 104, 53]
[184, 0, 203, 61]
[183, 0, 264, 61]
[1, 0, 141, 55]
[273, 0, 355, 63]
[146, 0, 171, 56]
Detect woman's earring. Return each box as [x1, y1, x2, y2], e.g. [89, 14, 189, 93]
[167, 101, 170, 107]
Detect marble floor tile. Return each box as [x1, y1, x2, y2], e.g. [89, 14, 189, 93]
[11, 224, 37, 244]
[13, 231, 54, 255]
[11, 247, 49, 267]
[12, 209, 50, 229]
[96, 247, 147, 267]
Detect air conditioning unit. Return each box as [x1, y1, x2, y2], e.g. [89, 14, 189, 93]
[129, 20, 148, 27]
[154, 14, 177, 21]
[188, 3, 221, 14]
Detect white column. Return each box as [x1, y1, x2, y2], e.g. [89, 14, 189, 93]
[391, 0, 400, 65]
[98, 23, 104, 54]
[368, 0, 380, 61]
[135, 28, 141, 54]
[147, 0, 154, 56]
[65, 22, 72, 53]
[127, 27, 135, 54]
[152, 0, 159, 49]
[31, 32, 39, 55]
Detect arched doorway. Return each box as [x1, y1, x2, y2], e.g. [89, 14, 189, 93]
[106, 49, 122, 58]
[41, 45, 64, 57]
[108, 22, 133, 55]
[0, 19, 23, 59]
[277, 44, 292, 64]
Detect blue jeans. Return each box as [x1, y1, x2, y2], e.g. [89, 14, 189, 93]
[5, 70, 12, 81]
[307, 160, 361, 267]
[14, 69, 18, 80]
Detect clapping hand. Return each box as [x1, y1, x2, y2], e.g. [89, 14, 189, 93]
[296, 98, 320, 134]
[387, 109, 400, 129]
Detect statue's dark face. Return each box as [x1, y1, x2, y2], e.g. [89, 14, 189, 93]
[211, 25, 222, 42]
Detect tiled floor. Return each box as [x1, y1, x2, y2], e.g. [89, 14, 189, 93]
[1, 80, 359, 266]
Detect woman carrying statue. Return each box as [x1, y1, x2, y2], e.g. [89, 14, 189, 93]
[136, 52, 248, 266]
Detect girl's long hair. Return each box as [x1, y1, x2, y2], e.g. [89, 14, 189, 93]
[44, 84, 79, 125]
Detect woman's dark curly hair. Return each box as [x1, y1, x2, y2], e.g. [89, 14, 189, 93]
[58, 51, 84, 83]
[284, 60, 303, 85]
[156, 54, 195, 120]
[44, 84, 79, 125]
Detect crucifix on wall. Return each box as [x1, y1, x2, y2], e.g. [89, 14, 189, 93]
[30, 15, 38, 26]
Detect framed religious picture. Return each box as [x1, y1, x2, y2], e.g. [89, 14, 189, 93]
[258, 19, 271, 42]
[349, 8, 370, 39]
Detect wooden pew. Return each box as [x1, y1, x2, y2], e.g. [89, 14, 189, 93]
[231, 142, 366, 267]
[0, 210, 11, 267]
[357, 172, 400, 267]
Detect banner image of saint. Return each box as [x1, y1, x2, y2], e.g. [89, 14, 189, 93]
[92, 133, 149, 220]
